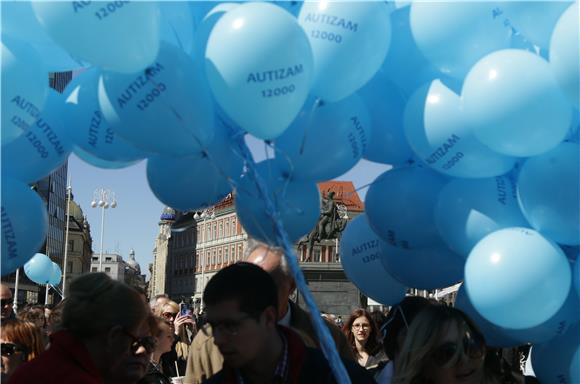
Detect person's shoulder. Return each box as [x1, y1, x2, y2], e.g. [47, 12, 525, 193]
[300, 348, 375, 384]
[192, 325, 215, 349]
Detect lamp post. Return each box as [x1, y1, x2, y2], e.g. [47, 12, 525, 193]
[194, 207, 215, 312]
[90, 189, 117, 272]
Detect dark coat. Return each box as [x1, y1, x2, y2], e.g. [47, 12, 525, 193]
[138, 362, 172, 384]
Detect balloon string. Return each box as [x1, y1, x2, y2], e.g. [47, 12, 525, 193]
[230, 132, 352, 384]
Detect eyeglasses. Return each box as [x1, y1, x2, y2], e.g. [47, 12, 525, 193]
[204, 314, 253, 337]
[162, 312, 178, 320]
[352, 323, 370, 330]
[1, 343, 25, 357]
[0, 298, 13, 307]
[431, 329, 485, 366]
[121, 329, 157, 355]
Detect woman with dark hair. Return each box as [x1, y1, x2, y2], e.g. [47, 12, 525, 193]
[0, 319, 44, 381]
[343, 308, 388, 377]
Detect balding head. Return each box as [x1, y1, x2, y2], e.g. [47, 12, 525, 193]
[1, 283, 14, 320]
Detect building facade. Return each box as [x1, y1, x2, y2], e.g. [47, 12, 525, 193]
[148, 208, 176, 298]
[90, 251, 144, 288]
[63, 195, 93, 294]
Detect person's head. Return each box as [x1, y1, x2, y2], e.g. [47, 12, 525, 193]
[203, 262, 278, 369]
[150, 317, 173, 358]
[393, 306, 487, 384]
[19, 305, 46, 331]
[0, 319, 44, 379]
[46, 300, 66, 336]
[243, 239, 296, 320]
[149, 294, 169, 316]
[344, 309, 381, 358]
[160, 301, 179, 322]
[383, 296, 432, 361]
[0, 284, 13, 320]
[62, 273, 155, 384]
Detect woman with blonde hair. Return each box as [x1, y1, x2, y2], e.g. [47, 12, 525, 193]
[0, 319, 44, 381]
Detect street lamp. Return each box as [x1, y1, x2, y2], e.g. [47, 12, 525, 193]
[194, 207, 215, 312]
[90, 188, 117, 272]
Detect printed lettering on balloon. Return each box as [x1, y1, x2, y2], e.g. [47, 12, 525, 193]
[11, 96, 40, 119]
[347, 116, 367, 159]
[1, 207, 18, 260]
[351, 239, 381, 264]
[496, 176, 507, 205]
[303, 13, 358, 32]
[136, 82, 167, 111]
[72, 1, 92, 13]
[425, 134, 463, 170]
[246, 64, 304, 99]
[116, 62, 165, 110]
[311, 30, 343, 43]
[94, 1, 130, 21]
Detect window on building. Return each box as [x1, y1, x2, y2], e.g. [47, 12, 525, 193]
[232, 218, 237, 235]
[313, 249, 321, 263]
[219, 223, 223, 239]
[238, 244, 243, 261]
[67, 261, 73, 273]
[206, 225, 210, 241]
[224, 247, 229, 263]
[218, 249, 222, 264]
[225, 221, 229, 237]
[213, 224, 217, 240]
[105, 257, 112, 262]
[105, 267, 111, 273]
[68, 239, 74, 252]
[91, 267, 97, 272]
[231, 246, 235, 262]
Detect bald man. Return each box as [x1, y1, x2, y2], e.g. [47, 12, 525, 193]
[1, 283, 15, 320]
[184, 240, 353, 384]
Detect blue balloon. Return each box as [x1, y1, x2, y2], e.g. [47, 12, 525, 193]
[271, 1, 302, 17]
[235, 160, 320, 245]
[463, 49, 572, 157]
[1, 35, 48, 146]
[532, 322, 580, 384]
[73, 146, 142, 170]
[380, 241, 464, 290]
[99, 42, 215, 157]
[1, 178, 48, 276]
[62, 68, 149, 164]
[358, 70, 414, 166]
[550, 2, 579, 109]
[31, 2, 161, 73]
[435, 175, 529, 257]
[48, 262, 62, 286]
[159, 1, 195, 56]
[405, 80, 516, 178]
[3, 90, 72, 183]
[465, 228, 572, 329]
[455, 285, 523, 348]
[24, 253, 53, 285]
[340, 215, 407, 305]
[193, 3, 239, 61]
[206, 2, 313, 140]
[273, 94, 370, 182]
[147, 119, 242, 211]
[575, 259, 580, 298]
[298, 1, 391, 102]
[517, 142, 580, 245]
[410, 2, 510, 79]
[365, 166, 446, 249]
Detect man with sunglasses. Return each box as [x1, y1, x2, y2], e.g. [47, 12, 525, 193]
[0, 284, 15, 320]
[200, 262, 373, 384]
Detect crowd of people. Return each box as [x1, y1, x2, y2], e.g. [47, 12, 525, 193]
[1, 240, 539, 383]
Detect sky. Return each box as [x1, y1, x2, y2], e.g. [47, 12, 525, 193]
[69, 136, 391, 279]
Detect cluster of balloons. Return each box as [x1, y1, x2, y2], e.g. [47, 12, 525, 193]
[1, 1, 578, 381]
[24, 253, 62, 286]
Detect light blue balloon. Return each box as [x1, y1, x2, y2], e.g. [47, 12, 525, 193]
[405, 80, 516, 178]
[24, 252, 53, 285]
[365, 166, 446, 249]
[147, 119, 242, 211]
[271, 1, 302, 17]
[410, 2, 510, 79]
[340, 215, 407, 306]
[455, 285, 523, 348]
[380, 241, 464, 290]
[1, 178, 48, 276]
[465, 227, 572, 329]
[62, 68, 149, 164]
[550, 2, 579, 109]
[463, 49, 572, 157]
[435, 175, 529, 257]
[517, 142, 580, 245]
[273, 94, 370, 182]
[235, 160, 320, 246]
[359, 69, 414, 166]
[48, 262, 62, 286]
[31, 1, 161, 73]
[73, 146, 142, 170]
[575, 259, 580, 298]
[532, 322, 580, 384]
[193, 3, 238, 61]
[2, 90, 72, 183]
[206, 2, 313, 139]
[159, 1, 195, 56]
[298, 1, 391, 102]
[99, 42, 215, 157]
[1, 35, 48, 146]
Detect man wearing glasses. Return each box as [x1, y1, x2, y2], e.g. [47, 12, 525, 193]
[201, 263, 373, 384]
[0, 284, 15, 320]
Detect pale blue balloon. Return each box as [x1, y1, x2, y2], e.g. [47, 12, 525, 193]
[435, 175, 529, 257]
[532, 322, 580, 384]
[99, 43, 215, 157]
[1, 35, 48, 146]
[73, 146, 142, 170]
[465, 227, 572, 329]
[62, 68, 149, 163]
[24, 252, 53, 285]
[235, 160, 320, 246]
[271, 1, 302, 17]
[463, 49, 572, 157]
[273, 94, 371, 182]
[358, 69, 414, 166]
[517, 142, 580, 245]
[298, 1, 391, 102]
[380, 241, 464, 290]
[31, 1, 161, 73]
[365, 166, 446, 249]
[193, 3, 238, 61]
[455, 285, 523, 348]
[405, 80, 516, 178]
[410, 2, 510, 79]
[1, 178, 48, 276]
[340, 215, 407, 306]
[48, 262, 62, 286]
[550, 2, 579, 109]
[2, 90, 72, 183]
[206, 2, 313, 140]
[159, 1, 195, 56]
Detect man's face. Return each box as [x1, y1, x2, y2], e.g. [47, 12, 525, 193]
[0, 286, 13, 320]
[206, 300, 269, 369]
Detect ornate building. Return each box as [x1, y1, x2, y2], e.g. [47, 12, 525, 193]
[64, 195, 92, 294]
[90, 250, 145, 288]
[148, 208, 176, 298]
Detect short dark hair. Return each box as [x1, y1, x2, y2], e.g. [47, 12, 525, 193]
[203, 262, 278, 317]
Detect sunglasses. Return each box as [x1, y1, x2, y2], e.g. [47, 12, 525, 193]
[1, 298, 13, 307]
[121, 329, 157, 355]
[1, 343, 25, 357]
[431, 330, 485, 366]
[162, 312, 178, 320]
